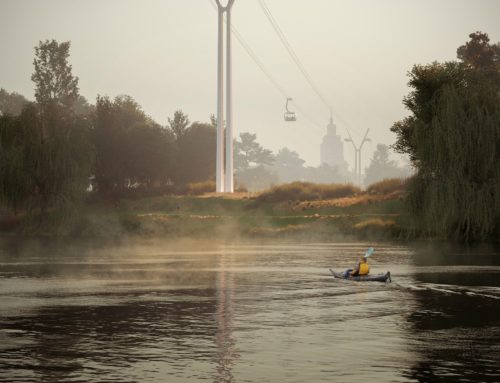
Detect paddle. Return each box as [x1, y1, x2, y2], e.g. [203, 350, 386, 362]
[364, 247, 374, 258]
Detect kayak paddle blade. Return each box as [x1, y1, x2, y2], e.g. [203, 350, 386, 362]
[364, 247, 374, 258]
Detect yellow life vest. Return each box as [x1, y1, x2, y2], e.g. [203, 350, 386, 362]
[359, 262, 370, 276]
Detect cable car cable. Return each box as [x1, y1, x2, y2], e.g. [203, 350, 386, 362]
[207, 0, 323, 129]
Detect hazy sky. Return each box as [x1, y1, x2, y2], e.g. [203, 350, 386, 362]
[1, 0, 499, 168]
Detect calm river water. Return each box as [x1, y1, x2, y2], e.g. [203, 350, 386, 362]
[0, 239, 499, 382]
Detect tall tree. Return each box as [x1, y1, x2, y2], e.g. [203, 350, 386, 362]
[26, 39, 92, 219]
[168, 110, 190, 140]
[32, 40, 79, 110]
[391, 32, 500, 241]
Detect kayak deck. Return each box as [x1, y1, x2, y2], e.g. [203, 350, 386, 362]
[329, 269, 391, 282]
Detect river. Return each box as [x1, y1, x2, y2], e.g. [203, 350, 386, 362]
[0, 239, 499, 382]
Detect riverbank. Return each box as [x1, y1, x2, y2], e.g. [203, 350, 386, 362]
[0, 188, 408, 240]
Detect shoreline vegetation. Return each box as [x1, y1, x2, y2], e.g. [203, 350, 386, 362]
[0, 179, 419, 241]
[1, 33, 499, 243]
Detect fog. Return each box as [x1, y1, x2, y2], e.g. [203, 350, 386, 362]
[1, 0, 499, 168]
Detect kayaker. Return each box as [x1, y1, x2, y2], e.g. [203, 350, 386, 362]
[350, 256, 370, 277]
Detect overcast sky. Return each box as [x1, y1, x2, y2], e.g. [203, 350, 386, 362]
[1, 0, 499, 168]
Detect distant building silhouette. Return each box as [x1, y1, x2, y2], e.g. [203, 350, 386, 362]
[320, 117, 348, 176]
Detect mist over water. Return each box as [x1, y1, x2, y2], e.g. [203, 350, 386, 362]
[0, 239, 499, 382]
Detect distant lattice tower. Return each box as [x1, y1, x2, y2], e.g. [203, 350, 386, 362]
[320, 117, 349, 175]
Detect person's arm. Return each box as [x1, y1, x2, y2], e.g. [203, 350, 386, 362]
[350, 263, 360, 276]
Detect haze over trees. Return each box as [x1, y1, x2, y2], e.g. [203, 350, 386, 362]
[1, 33, 498, 243]
[0, 39, 218, 222]
[391, 32, 499, 241]
[363, 144, 410, 186]
[0, 89, 29, 116]
[1, 40, 92, 220]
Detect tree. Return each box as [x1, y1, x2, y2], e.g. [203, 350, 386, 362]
[302, 163, 341, 184]
[275, 147, 305, 168]
[22, 39, 92, 219]
[391, 32, 500, 241]
[0, 112, 33, 212]
[234, 132, 274, 172]
[235, 165, 278, 192]
[32, 40, 79, 110]
[0, 103, 92, 219]
[457, 31, 500, 71]
[127, 123, 175, 187]
[168, 110, 190, 139]
[364, 144, 409, 186]
[233, 133, 275, 190]
[0, 89, 29, 116]
[174, 122, 216, 184]
[273, 147, 305, 183]
[93, 95, 174, 191]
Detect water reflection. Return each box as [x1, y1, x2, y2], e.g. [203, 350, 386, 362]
[1, 240, 499, 382]
[214, 251, 238, 383]
[404, 244, 500, 383]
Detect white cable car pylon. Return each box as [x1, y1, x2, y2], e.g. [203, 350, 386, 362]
[214, 0, 235, 193]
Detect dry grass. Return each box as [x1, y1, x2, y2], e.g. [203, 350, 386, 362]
[366, 178, 408, 195]
[354, 218, 396, 230]
[255, 182, 360, 204]
[185, 180, 215, 195]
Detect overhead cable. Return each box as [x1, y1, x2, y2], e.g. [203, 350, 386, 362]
[257, 0, 331, 111]
[208, 0, 323, 129]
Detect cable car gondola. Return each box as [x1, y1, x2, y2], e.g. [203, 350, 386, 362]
[284, 97, 296, 122]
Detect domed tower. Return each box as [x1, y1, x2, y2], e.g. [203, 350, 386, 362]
[320, 116, 348, 175]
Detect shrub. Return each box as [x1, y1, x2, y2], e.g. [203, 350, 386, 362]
[255, 182, 360, 203]
[366, 178, 408, 195]
[185, 180, 215, 196]
[235, 184, 248, 193]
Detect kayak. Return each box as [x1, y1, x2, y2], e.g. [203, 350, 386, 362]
[329, 268, 391, 283]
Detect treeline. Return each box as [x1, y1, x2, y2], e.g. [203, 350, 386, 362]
[391, 32, 500, 242]
[0, 39, 217, 221]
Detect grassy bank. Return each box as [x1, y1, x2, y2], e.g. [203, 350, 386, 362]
[0, 180, 409, 240]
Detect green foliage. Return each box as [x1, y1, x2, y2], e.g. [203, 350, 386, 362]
[93, 95, 175, 192]
[32, 40, 79, 109]
[256, 182, 359, 203]
[0, 113, 33, 212]
[0, 103, 93, 219]
[168, 110, 190, 139]
[0, 89, 29, 117]
[391, 32, 500, 241]
[457, 31, 500, 71]
[174, 122, 216, 184]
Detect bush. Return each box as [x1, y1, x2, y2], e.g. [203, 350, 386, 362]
[366, 178, 408, 195]
[235, 184, 248, 193]
[255, 182, 360, 203]
[185, 180, 215, 196]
